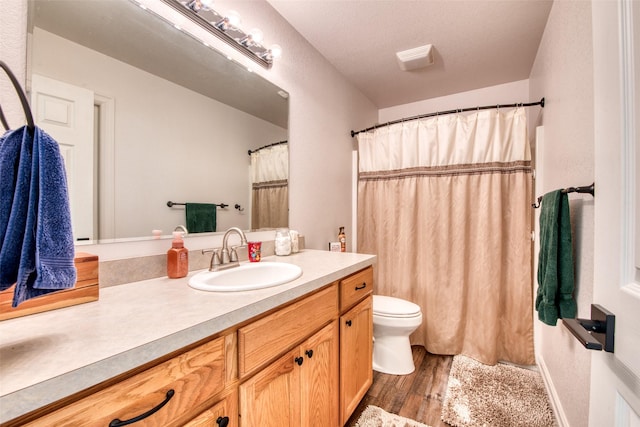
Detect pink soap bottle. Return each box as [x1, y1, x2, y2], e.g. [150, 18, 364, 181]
[167, 232, 188, 278]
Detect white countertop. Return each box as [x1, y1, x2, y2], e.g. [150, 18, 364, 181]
[0, 250, 375, 424]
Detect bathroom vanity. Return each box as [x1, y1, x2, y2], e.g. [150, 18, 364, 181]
[0, 250, 374, 427]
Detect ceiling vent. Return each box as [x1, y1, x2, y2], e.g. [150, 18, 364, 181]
[396, 44, 434, 71]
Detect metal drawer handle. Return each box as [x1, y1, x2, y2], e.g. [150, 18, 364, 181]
[355, 282, 367, 291]
[305, 349, 314, 358]
[346, 320, 352, 327]
[217, 416, 230, 427]
[109, 389, 175, 427]
[295, 356, 304, 366]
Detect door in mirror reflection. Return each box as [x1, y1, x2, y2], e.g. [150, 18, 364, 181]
[31, 74, 95, 241]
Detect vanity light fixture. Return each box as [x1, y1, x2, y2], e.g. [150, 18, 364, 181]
[161, 0, 282, 69]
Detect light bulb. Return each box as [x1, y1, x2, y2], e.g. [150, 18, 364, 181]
[214, 10, 241, 31]
[249, 28, 264, 44]
[269, 44, 282, 59]
[187, 0, 213, 12]
[226, 10, 241, 28]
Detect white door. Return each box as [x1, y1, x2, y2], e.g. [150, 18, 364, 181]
[31, 74, 94, 241]
[592, 1, 640, 425]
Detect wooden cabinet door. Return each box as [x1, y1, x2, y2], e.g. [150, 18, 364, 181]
[299, 321, 339, 427]
[239, 347, 301, 427]
[239, 321, 339, 427]
[339, 296, 373, 425]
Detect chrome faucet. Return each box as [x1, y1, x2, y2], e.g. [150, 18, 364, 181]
[203, 227, 248, 271]
[221, 227, 248, 264]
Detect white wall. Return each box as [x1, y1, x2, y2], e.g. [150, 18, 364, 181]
[1, 0, 377, 257]
[0, 0, 27, 127]
[529, 2, 595, 426]
[379, 79, 530, 123]
[208, 0, 378, 251]
[32, 28, 286, 239]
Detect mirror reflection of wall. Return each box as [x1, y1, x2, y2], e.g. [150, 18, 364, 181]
[28, 0, 289, 243]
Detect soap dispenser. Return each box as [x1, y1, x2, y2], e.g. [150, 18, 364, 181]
[167, 231, 188, 278]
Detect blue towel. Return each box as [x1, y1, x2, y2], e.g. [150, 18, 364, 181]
[0, 126, 76, 306]
[0, 127, 30, 290]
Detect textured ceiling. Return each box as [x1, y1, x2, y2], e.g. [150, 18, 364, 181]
[267, 0, 553, 108]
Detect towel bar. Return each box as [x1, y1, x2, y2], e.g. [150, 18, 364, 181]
[562, 304, 614, 352]
[167, 201, 228, 208]
[533, 183, 595, 208]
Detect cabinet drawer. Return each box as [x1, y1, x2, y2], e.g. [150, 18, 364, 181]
[340, 267, 373, 312]
[185, 389, 238, 427]
[238, 284, 338, 378]
[26, 336, 227, 427]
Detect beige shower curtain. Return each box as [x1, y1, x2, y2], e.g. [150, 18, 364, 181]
[357, 108, 534, 365]
[251, 144, 289, 230]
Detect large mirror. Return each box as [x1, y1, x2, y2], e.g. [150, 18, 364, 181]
[27, 0, 289, 243]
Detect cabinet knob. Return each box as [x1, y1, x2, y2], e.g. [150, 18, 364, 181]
[217, 416, 229, 427]
[305, 349, 314, 358]
[295, 356, 304, 366]
[346, 320, 352, 327]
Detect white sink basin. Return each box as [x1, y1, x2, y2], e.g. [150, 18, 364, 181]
[188, 262, 303, 292]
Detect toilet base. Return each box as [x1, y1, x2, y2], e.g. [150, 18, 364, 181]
[372, 335, 415, 375]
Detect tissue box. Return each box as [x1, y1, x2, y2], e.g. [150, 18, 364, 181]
[0, 252, 99, 321]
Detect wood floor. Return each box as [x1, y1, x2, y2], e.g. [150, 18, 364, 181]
[345, 346, 454, 427]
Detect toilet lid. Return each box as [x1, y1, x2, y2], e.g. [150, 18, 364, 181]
[373, 295, 421, 318]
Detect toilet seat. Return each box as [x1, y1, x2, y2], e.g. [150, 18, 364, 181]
[373, 295, 421, 318]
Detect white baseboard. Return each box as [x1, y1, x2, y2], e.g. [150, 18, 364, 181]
[537, 353, 570, 427]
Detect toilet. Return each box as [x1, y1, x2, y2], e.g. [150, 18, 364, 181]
[372, 295, 423, 375]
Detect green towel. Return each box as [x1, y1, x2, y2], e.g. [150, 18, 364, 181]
[535, 190, 577, 326]
[185, 203, 216, 233]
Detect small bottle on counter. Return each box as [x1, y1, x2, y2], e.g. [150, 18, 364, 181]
[338, 226, 346, 252]
[167, 231, 189, 278]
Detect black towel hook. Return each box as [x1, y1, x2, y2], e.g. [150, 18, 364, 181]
[0, 60, 35, 133]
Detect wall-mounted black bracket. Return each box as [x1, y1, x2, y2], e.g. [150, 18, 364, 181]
[562, 304, 615, 352]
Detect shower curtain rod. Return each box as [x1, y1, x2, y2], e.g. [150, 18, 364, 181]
[248, 140, 288, 156]
[350, 97, 545, 137]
